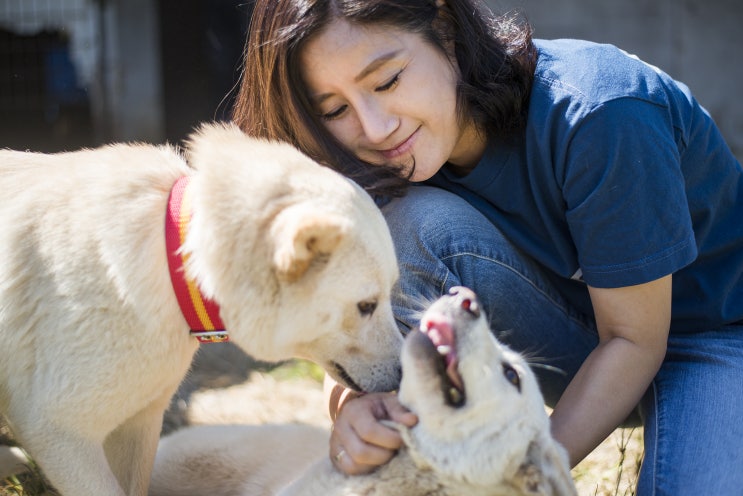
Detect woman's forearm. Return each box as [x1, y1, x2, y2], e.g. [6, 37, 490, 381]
[551, 277, 671, 466]
[550, 334, 664, 466]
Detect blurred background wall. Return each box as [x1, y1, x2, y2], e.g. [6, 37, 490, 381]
[0, 0, 251, 151]
[1, 0, 740, 159]
[489, 0, 742, 160]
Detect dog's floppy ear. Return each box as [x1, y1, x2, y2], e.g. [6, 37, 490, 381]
[379, 419, 431, 469]
[380, 420, 416, 450]
[272, 207, 349, 283]
[510, 438, 577, 495]
[379, 419, 406, 435]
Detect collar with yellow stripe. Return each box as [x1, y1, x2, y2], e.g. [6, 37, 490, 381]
[165, 176, 228, 343]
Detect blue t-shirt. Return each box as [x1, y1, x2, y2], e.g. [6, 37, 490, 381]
[426, 39, 743, 333]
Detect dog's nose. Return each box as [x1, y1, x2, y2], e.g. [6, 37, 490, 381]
[448, 286, 480, 317]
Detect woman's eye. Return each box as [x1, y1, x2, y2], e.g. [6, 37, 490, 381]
[375, 71, 401, 92]
[321, 104, 347, 121]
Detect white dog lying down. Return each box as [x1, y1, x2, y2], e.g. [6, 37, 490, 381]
[149, 287, 577, 496]
[0, 123, 403, 496]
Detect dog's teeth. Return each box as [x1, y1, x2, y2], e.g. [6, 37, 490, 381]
[437, 345, 452, 355]
[449, 387, 462, 404]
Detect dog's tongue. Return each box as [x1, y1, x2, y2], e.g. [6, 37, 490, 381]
[420, 315, 463, 391]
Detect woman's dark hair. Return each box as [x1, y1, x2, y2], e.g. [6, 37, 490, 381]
[232, 0, 536, 196]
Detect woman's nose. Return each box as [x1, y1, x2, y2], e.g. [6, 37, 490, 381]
[356, 98, 397, 144]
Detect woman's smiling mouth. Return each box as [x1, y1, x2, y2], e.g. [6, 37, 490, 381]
[380, 127, 420, 160]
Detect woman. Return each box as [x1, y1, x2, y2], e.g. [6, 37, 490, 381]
[232, 1, 743, 494]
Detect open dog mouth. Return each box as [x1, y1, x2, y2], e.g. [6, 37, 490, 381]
[419, 314, 465, 408]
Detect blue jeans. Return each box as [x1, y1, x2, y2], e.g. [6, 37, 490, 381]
[381, 185, 743, 496]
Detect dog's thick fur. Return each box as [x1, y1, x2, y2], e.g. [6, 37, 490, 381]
[0, 123, 403, 496]
[149, 287, 577, 496]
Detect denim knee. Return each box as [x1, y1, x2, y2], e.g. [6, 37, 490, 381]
[381, 186, 527, 325]
[382, 186, 599, 404]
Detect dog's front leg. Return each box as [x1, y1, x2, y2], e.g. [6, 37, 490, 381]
[25, 432, 127, 496]
[104, 395, 171, 495]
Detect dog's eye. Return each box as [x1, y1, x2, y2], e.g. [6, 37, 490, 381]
[357, 300, 377, 316]
[502, 364, 521, 392]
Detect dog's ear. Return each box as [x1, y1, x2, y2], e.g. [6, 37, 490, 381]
[380, 419, 415, 449]
[510, 438, 577, 495]
[380, 420, 417, 455]
[272, 208, 349, 283]
[379, 420, 429, 468]
[379, 419, 406, 434]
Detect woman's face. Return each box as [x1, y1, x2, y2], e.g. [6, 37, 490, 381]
[300, 19, 484, 182]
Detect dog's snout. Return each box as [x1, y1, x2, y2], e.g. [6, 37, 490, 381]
[448, 286, 481, 318]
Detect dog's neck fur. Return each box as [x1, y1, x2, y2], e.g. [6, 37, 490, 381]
[165, 175, 229, 344]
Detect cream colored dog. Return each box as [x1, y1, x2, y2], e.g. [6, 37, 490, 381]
[149, 287, 577, 496]
[0, 122, 403, 496]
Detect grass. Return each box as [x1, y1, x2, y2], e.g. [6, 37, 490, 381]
[1, 460, 59, 496]
[572, 427, 643, 495]
[267, 358, 325, 383]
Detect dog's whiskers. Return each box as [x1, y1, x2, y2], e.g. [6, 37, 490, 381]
[501, 338, 570, 378]
[393, 282, 440, 334]
[526, 362, 568, 376]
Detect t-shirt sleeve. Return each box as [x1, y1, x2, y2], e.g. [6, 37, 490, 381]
[561, 97, 698, 288]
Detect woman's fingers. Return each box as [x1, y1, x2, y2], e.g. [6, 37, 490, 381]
[329, 393, 415, 474]
[330, 430, 395, 474]
[382, 394, 419, 427]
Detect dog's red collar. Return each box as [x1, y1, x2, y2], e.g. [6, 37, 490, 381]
[165, 176, 228, 343]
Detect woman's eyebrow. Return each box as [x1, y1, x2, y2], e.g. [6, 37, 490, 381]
[353, 50, 401, 83]
[311, 50, 402, 106]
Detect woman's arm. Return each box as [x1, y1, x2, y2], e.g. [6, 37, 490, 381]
[550, 274, 671, 466]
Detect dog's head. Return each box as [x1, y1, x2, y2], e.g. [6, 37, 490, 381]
[183, 123, 402, 393]
[263, 184, 404, 393]
[395, 287, 575, 495]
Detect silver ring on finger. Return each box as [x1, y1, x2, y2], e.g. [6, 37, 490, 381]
[334, 448, 346, 463]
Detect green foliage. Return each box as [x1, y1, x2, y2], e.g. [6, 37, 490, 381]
[1, 456, 59, 496]
[268, 359, 325, 383]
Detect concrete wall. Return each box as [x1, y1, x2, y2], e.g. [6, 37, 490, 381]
[486, 0, 743, 160]
[101, 0, 164, 142]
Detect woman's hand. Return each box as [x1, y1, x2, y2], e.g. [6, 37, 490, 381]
[329, 392, 418, 474]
